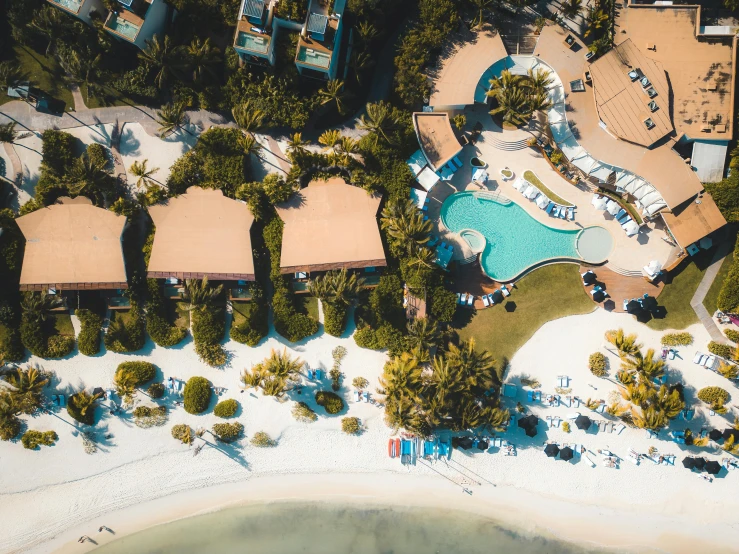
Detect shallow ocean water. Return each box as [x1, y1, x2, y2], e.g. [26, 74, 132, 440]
[94, 502, 607, 554]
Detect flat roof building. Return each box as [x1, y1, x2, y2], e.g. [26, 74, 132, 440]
[147, 187, 256, 281]
[275, 178, 386, 274]
[412, 112, 463, 172]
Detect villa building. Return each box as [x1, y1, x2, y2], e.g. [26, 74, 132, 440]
[275, 178, 386, 289]
[46, 0, 172, 50]
[233, 0, 347, 80]
[15, 197, 128, 309]
[412, 112, 464, 180]
[147, 187, 256, 302]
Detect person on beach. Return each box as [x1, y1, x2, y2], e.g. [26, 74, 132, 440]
[99, 526, 112, 533]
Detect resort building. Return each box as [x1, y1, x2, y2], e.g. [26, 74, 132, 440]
[234, 0, 347, 80]
[412, 112, 464, 177]
[15, 197, 128, 309]
[102, 0, 172, 50]
[275, 178, 386, 288]
[147, 187, 256, 301]
[45, 0, 105, 26]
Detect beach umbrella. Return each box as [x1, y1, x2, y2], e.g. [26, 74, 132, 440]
[491, 290, 504, 304]
[504, 301, 516, 312]
[592, 196, 607, 210]
[693, 457, 706, 470]
[582, 271, 596, 286]
[709, 429, 723, 441]
[519, 414, 539, 429]
[640, 296, 658, 312]
[92, 387, 106, 398]
[525, 426, 538, 437]
[606, 200, 621, 216]
[723, 429, 739, 442]
[682, 457, 695, 469]
[575, 415, 592, 430]
[705, 460, 721, 475]
[559, 446, 574, 461]
[544, 443, 560, 457]
[458, 437, 474, 450]
[592, 289, 607, 303]
[625, 299, 642, 313]
[477, 439, 489, 450]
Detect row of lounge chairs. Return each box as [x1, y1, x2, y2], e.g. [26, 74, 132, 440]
[353, 390, 372, 403]
[594, 195, 640, 237]
[693, 352, 719, 371]
[388, 436, 451, 463]
[457, 285, 511, 308]
[512, 178, 575, 220]
[526, 391, 582, 408]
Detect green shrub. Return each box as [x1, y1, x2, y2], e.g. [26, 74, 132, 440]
[133, 405, 168, 428]
[717, 235, 739, 313]
[212, 422, 244, 443]
[184, 376, 212, 414]
[21, 430, 58, 450]
[588, 352, 608, 377]
[697, 387, 730, 407]
[562, 421, 571, 433]
[192, 308, 226, 366]
[66, 392, 99, 425]
[661, 332, 694, 347]
[104, 303, 146, 353]
[145, 279, 187, 347]
[20, 319, 74, 359]
[148, 382, 165, 399]
[76, 309, 102, 356]
[725, 330, 739, 344]
[116, 361, 156, 386]
[323, 302, 347, 337]
[171, 424, 193, 445]
[429, 286, 458, 322]
[353, 326, 382, 349]
[708, 341, 734, 360]
[341, 417, 361, 434]
[292, 401, 318, 422]
[250, 430, 277, 447]
[230, 289, 268, 346]
[214, 399, 240, 418]
[315, 390, 344, 414]
[352, 377, 369, 390]
[0, 416, 21, 441]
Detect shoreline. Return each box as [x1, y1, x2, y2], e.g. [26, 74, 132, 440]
[31, 472, 735, 554]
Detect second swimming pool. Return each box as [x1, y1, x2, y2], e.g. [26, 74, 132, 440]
[441, 192, 613, 282]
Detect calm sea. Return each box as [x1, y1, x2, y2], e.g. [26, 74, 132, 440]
[94, 502, 607, 554]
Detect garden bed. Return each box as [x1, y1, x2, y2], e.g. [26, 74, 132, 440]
[596, 189, 643, 225]
[52, 314, 75, 337]
[168, 301, 191, 329]
[523, 170, 573, 207]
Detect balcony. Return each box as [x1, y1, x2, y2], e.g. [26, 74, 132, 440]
[105, 10, 143, 41]
[47, 0, 85, 14]
[234, 18, 272, 55]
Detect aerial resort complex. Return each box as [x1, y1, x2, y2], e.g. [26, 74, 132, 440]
[3, 0, 739, 552]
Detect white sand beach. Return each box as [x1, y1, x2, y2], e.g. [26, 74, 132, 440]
[3, 309, 739, 553]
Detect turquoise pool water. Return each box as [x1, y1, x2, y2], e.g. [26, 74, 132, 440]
[441, 192, 612, 281]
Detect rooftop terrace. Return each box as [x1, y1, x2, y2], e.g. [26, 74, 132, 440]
[295, 0, 340, 70]
[234, 0, 274, 55]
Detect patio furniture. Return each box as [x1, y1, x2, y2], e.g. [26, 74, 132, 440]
[482, 295, 490, 307]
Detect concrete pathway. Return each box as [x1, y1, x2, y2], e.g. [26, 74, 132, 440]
[690, 242, 733, 343]
[70, 84, 88, 112]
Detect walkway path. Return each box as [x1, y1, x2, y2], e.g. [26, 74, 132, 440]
[690, 242, 733, 343]
[70, 84, 88, 113]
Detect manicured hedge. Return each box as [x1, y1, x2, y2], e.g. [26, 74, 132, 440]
[148, 382, 165, 399]
[718, 235, 739, 314]
[323, 302, 347, 337]
[725, 329, 739, 344]
[588, 352, 607, 377]
[20, 319, 75, 359]
[0, 416, 21, 441]
[21, 430, 58, 450]
[214, 399, 239, 418]
[315, 390, 344, 414]
[660, 332, 694, 347]
[697, 387, 730, 407]
[708, 341, 734, 360]
[192, 308, 226, 367]
[429, 286, 458, 322]
[341, 417, 361, 435]
[116, 361, 156, 386]
[145, 279, 187, 347]
[292, 401, 317, 422]
[212, 422, 243, 443]
[230, 290, 268, 347]
[76, 309, 102, 356]
[104, 303, 146, 353]
[184, 376, 212, 414]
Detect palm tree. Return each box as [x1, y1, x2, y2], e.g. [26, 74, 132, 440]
[241, 366, 264, 390]
[381, 198, 432, 256]
[232, 100, 265, 135]
[407, 317, 440, 356]
[4, 366, 48, 415]
[621, 349, 665, 380]
[560, 0, 583, 19]
[489, 87, 531, 126]
[32, 6, 64, 56]
[350, 51, 374, 84]
[527, 91, 554, 113]
[318, 80, 348, 115]
[309, 269, 365, 308]
[129, 159, 160, 190]
[527, 68, 554, 94]
[318, 129, 342, 151]
[358, 102, 397, 145]
[259, 348, 304, 381]
[584, 7, 609, 38]
[21, 293, 64, 323]
[407, 246, 436, 270]
[156, 102, 187, 138]
[182, 276, 223, 313]
[470, 0, 494, 29]
[631, 405, 667, 431]
[356, 21, 379, 44]
[138, 34, 183, 90]
[238, 133, 263, 159]
[286, 132, 309, 159]
[68, 151, 110, 197]
[0, 122, 18, 144]
[338, 136, 359, 155]
[446, 338, 498, 393]
[0, 61, 25, 91]
[378, 353, 423, 403]
[487, 70, 525, 98]
[184, 37, 220, 84]
[114, 366, 138, 403]
[605, 329, 642, 358]
[70, 390, 102, 419]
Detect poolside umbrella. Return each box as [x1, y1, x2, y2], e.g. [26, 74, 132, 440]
[709, 429, 723, 441]
[592, 196, 607, 210]
[606, 200, 621, 216]
[625, 299, 642, 313]
[592, 290, 607, 303]
[682, 457, 695, 469]
[525, 426, 538, 437]
[640, 296, 658, 312]
[723, 429, 739, 442]
[518, 414, 538, 429]
[544, 443, 560, 457]
[575, 415, 592, 431]
[458, 436, 475, 450]
[705, 460, 721, 475]
[92, 387, 106, 399]
[582, 271, 596, 286]
[504, 301, 516, 312]
[477, 439, 489, 450]
[491, 290, 504, 304]
[693, 457, 706, 470]
[559, 446, 574, 461]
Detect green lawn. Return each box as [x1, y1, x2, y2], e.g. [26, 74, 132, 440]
[453, 264, 594, 363]
[78, 83, 139, 110]
[109, 309, 133, 326]
[646, 252, 713, 331]
[2, 45, 74, 110]
[232, 301, 257, 326]
[703, 242, 736, 316]
[169, 300, 191, 329]
[52, 314, 75, 337]
[523, 170, 572, 207]
[296, 295, 320, 321]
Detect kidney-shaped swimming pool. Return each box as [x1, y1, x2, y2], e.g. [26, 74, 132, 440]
[441, 192, 614, 282]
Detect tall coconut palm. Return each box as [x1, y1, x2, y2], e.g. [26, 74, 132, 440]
[621, 349, 665, 380]
[309, 269, 365, 308]
[114, 366, 138, 403]
[527, 90, 554, 113]
[356, 21, 379, 44]
[446, 338, 498, 392]
[527, 68, 554, 94]
[605, 328, 642, 358]
[358, 101, 397, 145]
[427, 355, 462, 403]
[584, 7, 609, 38]
[21, 293, 64, 323]
[318, 79, 348, 115]
[238, 133, 263, 159]
[487, 70, 525, 98]
[0, 61, 25, 91]
[232, 100, 266, 135]
[31, 6, 64, 56]
[67, 151, 110, 198]
[0, 122, 19, 144]
[129, 159, 160, 190]
[258, 348, 304, 382]
[407, 317, 440, 354]
[4, 366, 48, 415]
[286, 132, 309, 159]
[560, 0, 583, 19]
[318, 129, 342, 151]
[70, 390, 102, 419]
[138, 34, 183, 90]
[489, 87, 531, 126]
[184, 37, 220, 84]
[350, 51, 374, 84]
[407, 246, 436, 270]
[378, 352, 423, 402]
[155, 102, 187, 138]
[470, 0, 494, 29]
[381, 198, 432, 256]
[631, 405, 667, 431]
[182, 276, 223, 312]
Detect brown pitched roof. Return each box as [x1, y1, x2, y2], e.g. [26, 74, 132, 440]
[147, 187, 256, 281]
[275, 178, 386, 274]
[16, 197, 127, 290]
[590, 39, 673, 147]
[412, 112, 463, 171]
[662, 194, 727, 248]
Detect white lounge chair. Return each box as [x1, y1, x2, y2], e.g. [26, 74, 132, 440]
[567, 207, 575, 220]
[500, 285, 510, 297]
[482, 295, 490, 307]
[466, 294, 474, 306]
[354, 391, 360, 402]
[458, 293, 467, 305]
[692, 352, 702, 364]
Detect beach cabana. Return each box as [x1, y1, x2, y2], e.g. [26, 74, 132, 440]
[544, 443, 560, 457]
[559, 446, 574, 461]
[575, 415, 592, 431]
[705, 461, 721, 475]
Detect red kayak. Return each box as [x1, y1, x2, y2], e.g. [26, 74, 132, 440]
[388, 439, 394, 458]
[395, 438, 401, 459]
